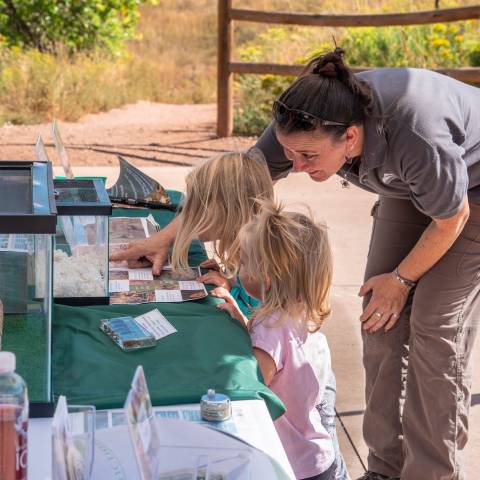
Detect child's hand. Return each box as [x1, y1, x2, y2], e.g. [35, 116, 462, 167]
[211, 287, 248, 330]
[197, 270, 231, 290]
[199, 258, 221, 271]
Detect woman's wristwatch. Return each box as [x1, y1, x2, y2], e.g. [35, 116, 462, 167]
[393, 267, 417, 288]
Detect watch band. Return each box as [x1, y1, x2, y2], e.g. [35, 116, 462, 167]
[394, 267, 417, 288]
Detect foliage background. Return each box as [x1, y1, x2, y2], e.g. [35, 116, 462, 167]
[0, 0, 478, 132]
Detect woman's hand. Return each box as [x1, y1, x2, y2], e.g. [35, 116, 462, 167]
[211, 287, 248, 330]
[197, 270, 230, 290]
[109, 231, 170, 275]
[358, 272, 410, 333]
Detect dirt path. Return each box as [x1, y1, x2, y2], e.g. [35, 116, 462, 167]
[0, 102, 256, 168]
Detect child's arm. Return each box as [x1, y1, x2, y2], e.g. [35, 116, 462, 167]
[197, 270, 232, 290]
[213, 287, 278, 385]
[253, 348, 277, 386]
[199, 258, 221, 271]
[211, 287, 249, 330]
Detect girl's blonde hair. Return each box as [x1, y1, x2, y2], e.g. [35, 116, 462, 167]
[172, 149, 274, 275]
[240, 201, 333, 331]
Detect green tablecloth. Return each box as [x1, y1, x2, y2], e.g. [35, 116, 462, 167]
[52, 191, 285, 420]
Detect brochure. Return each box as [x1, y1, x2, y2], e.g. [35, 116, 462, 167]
[109, 266, 207, 305]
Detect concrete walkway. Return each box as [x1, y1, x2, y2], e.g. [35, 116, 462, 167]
[61, 165, 480, 479]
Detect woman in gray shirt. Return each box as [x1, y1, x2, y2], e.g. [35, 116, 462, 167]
[255, 47, 480, 480]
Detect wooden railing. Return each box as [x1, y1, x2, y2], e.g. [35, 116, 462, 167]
[217, 1, 480, 136]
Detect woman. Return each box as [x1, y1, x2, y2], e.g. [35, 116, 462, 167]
[111, 47, 480, 479]
[254, 48, 480, 480]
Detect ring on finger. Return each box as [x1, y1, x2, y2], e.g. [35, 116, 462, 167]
[374, 312, 382, 317]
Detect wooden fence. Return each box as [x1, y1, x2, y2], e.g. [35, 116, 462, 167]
[217, 1, 480, 136]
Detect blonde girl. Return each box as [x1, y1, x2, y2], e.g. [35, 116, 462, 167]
[112, 149, 348, 479]
[212, 201, 338, 480]
[171, 149, 273, 281]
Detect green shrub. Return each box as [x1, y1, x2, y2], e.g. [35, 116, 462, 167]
[234, 20, 480, 135]
[0, 0, 151, 54]
[234, 74, 293, 136]
[340, 21, 480, 68]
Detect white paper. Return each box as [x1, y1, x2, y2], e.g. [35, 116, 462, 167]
[109, 279, 130, 293]
[29, 400, 296, 480]
[51, 396, 69, 480]
[129, 269, 154, 281]
[124, 366, 161, 480]
[52, 119, 74, 180]
[135, 309, 177, 341]
[155, 290, 183, 302]
[178, 280, 204, 290]
[35, 135, 50, 162]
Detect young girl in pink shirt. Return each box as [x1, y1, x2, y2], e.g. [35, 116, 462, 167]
[212, 201, 337, 480]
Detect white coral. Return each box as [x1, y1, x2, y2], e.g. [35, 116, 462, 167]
[36, 249, 106, 298]
[52, 249, 106, 297]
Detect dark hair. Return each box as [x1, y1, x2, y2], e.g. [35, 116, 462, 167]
[275, 47, 374, 138]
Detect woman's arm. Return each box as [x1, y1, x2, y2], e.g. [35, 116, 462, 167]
[359, 197, 470, 332]
[109, 216, 180, 275]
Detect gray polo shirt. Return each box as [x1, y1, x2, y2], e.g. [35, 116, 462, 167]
[255, 68, 480, 219]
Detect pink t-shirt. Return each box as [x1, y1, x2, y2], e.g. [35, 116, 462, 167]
[250, 310, 335, 479]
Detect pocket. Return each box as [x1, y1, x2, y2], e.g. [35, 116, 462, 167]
[367, 200, 380, 257]
[456, 225, 480, 279]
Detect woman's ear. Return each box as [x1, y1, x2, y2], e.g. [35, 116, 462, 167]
[345, 125, 362, 154]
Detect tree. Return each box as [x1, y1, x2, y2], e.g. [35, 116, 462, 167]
[0, 0, 148, 54]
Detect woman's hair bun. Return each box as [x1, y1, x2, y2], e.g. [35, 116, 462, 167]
[311, 47, 346, 79]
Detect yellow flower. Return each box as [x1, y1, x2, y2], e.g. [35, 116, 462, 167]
[454, 35, 465, 43]
[448, 24, 459, 34]
[440, 49, 452, 59]
[431, 38, 450, 49]
[433, 24, 447, 33]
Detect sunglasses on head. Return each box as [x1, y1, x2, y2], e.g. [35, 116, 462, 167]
[272, 100, 349, 131]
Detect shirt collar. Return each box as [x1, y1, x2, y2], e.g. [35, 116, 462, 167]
[361, 92, 389, 171]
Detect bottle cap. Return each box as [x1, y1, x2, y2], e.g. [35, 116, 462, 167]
[0, 352, 15, 373]
[207, 389, 216, 399]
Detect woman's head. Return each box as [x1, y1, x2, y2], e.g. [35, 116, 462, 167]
[172, 149, 274, 275]
[239, 201, 332, 331]
[273, 47, 374, 182]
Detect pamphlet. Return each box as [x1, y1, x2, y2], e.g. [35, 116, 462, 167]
[134, 309, 177, 340]
[109, 266, 207, 305]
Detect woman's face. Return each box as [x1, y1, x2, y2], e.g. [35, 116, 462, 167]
[276, 126, 362, 182]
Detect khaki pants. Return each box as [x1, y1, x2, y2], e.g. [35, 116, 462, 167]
[362, 197, 480, 480]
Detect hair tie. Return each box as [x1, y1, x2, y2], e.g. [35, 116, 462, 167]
[313, 61, 338, 78]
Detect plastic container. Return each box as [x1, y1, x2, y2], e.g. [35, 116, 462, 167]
[200, 389, 231, 422]
[0, 352, 29, 480]
[54, 176, 107, 185]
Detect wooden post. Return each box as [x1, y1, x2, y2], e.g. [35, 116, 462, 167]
[217, 0, 233, 137]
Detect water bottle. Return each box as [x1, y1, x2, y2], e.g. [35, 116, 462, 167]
[0, 352, 29, 480]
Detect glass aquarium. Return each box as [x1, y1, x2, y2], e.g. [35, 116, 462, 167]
[53, 178, 112, 305]
[0, 161, 56, 412]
